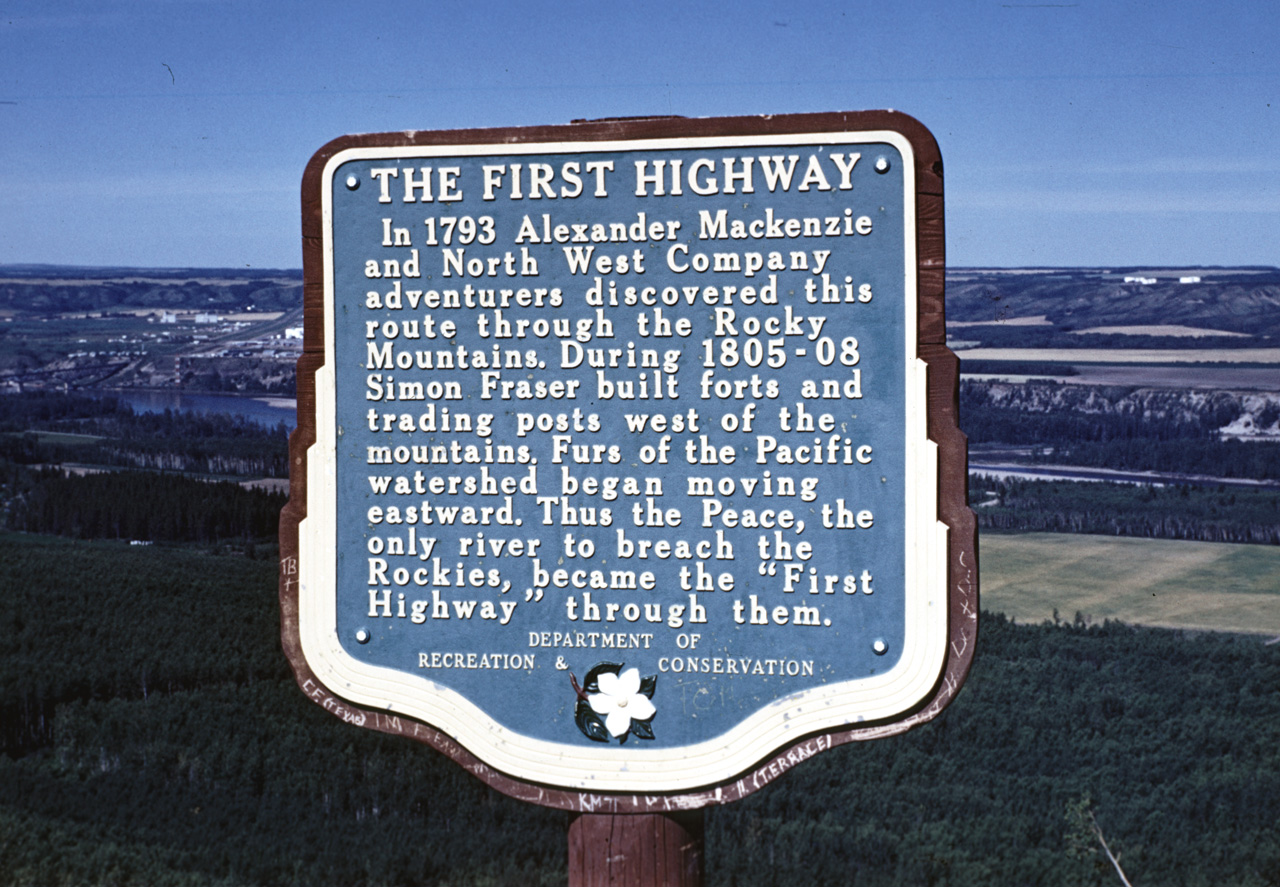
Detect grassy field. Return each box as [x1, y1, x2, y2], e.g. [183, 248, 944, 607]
[981, 532, 1280, 635]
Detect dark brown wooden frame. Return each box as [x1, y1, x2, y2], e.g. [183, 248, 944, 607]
[280, 110, 977, 813]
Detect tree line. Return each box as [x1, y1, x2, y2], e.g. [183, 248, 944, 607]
[4, 467, 285, 544]
[0, 391, 290, 478]
[2, 533, 1278, 886]
[970, 475, 1280, 544]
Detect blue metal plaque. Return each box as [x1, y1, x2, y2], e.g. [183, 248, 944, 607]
[286, 116, 972, 799]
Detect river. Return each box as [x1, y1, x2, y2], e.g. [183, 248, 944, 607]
[970, 462, 1280, 490]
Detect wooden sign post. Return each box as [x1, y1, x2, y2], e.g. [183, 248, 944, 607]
[281, 111, 976, 885]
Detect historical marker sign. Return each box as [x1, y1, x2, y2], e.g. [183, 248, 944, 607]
[281, 112, 976, 809]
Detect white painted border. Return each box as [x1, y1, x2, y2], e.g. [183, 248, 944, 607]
[298, 130, 949, 792]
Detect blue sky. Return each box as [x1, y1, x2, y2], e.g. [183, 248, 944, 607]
[2, 0, 1276, 269]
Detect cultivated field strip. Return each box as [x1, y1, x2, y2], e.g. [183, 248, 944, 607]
[980, 533, 1280, 636]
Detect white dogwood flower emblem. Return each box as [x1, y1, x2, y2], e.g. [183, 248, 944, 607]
[571, 663, 658, 743]
[589, 667, 656, 737]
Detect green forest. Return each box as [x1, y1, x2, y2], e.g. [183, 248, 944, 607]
[0, 392, 291, 478]
[0, 379, 1277, 885]
[0, 392, 287, 547]
[1, 533, 1278, 886]
[5, 468, 284, 544]
[969, 475, 1280, 544]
